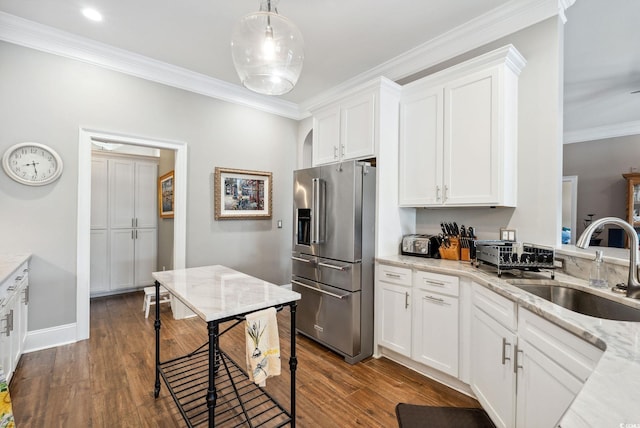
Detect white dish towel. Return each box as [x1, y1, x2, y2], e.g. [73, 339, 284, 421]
[245, 307, 281, 386]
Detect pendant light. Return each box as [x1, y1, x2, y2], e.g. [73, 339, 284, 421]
[230, 0, 304, 96]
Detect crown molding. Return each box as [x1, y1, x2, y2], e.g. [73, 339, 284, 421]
[300, 0, 573, 113]
[0, 12, 304, 120]
[1, 0, 573, 121]
[564, 121, 640, 144]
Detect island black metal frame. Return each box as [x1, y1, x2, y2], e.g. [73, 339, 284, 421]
[153, 281, 297, 427]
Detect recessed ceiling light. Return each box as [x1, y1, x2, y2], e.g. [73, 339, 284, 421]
[82, 8, 103, 22]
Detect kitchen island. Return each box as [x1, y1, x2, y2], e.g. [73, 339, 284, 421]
[376, 255, 640, 428]
[152, 265, 301, 428]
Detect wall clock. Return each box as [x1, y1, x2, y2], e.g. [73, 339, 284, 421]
[2, 142, 64, 186]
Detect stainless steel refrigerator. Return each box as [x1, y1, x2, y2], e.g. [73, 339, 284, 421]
[291, 160, 375, 364]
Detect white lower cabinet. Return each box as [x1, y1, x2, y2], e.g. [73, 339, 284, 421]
[471, 286, 603, 428]
[412, 271, 459, 377]
[515, 307, 603, 428]
[376, 264, 412, 357]
[0, 260, 29, 383]
[471, 306, 517, 428]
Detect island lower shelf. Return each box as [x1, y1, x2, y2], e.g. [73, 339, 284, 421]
[158, 345, 291, 427]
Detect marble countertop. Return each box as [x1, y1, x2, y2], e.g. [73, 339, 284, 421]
[0, 254, 31, 284]
[152, 265, 301, 322]
[377, 255, 640, 428]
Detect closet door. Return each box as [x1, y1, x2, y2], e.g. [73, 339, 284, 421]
[135, 228, 157, 286]
[135, 161, 158, 229]
[109, 159, 136, 229]
[110, 228, 135, 290]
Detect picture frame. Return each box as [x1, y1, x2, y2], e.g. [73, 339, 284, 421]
[158, 170, 175, 219]
[214, 167, 272, 220]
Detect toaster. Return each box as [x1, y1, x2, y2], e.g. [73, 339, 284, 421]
[401, 234, 439, 258]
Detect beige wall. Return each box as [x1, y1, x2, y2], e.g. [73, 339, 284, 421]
[0, 41, 298, 331]
[563, 134, 640, 244]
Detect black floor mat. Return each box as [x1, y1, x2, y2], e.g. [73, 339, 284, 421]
[395, 403, 496, 428]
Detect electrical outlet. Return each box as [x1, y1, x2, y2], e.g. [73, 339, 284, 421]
[500, 228, 517, 241]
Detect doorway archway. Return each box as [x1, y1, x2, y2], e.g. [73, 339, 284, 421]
[76, 128, 187, 340]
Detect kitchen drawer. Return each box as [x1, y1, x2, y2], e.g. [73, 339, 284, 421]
[413, 270, 459, 297]
[473, 283, 517, 331]
[376, 263, 411, 286]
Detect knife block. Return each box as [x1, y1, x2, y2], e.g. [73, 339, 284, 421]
[439, 237, 461, 260]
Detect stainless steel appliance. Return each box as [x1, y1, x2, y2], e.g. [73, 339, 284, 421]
[291, 160, 375, 364]
[401, 234, 438, 257]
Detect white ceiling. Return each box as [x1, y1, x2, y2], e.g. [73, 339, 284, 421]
[0, 0, 638, 140]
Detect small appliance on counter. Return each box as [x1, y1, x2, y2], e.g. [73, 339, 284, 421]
[401, 234, 440, 258]
[474, 240, 556, 278]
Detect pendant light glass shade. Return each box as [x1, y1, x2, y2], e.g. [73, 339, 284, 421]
[231, 0, 304, 96]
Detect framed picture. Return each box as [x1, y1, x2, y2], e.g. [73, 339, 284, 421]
[158, 170, 174, 219]
[214, 167, 272, 220]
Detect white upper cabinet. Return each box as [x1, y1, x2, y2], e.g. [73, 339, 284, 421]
[311, 77, 400, 166]
[399, 45, 525, 207]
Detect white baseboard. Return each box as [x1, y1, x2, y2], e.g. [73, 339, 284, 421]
[23, 322, 79, 353]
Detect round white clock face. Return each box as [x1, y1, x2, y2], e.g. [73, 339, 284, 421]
[2, 142, 64, 186]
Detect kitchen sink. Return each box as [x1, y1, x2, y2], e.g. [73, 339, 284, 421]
[507, 281, 640, 322]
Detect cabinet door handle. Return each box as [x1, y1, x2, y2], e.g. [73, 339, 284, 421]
[423, 295, 446, 304]
[341, 144, 345, 157]
[443, 185, 449, 202]
[405, 292, 410, 309]
[501, 338, 511, 365]
[514, 345, 524, 373]
[136, 230, 138, 239]
[131, 230, 134, 239]
[333, 146, 338, 159]
[23, 286, 29, 305]
[1, 313, 9, 336]
[436, 185, 441, 201]
[8, 309, 14, 333]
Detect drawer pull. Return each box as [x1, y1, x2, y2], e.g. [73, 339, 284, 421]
[423, 295, 445, 304]
[291, 256, 312, 263]
[292, 280, 349, 300]
[385, 273, 401, 278]
[423, 279, 445, 287]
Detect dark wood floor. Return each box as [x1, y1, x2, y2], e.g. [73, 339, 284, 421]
[10, 291, 479, 427]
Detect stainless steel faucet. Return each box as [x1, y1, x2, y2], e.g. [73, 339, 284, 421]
[576, 217, 640, 299]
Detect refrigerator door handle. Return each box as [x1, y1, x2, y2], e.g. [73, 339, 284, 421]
[311, 178, 326, 244]
[292, 280, 349, 300]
